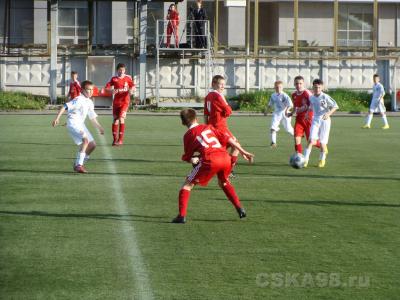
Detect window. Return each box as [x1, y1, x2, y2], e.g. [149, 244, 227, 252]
[58, 1, 88, 45]
[338, 4, 373, 47]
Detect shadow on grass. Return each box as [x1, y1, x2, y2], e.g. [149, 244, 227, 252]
[0, 168, 180, 178]
[57, 158, 180, 164]
[0, 210, 172, 224]
[220, 198, 400, 208]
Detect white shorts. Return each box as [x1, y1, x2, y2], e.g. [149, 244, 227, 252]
[310, 118, 331, 145]
[67, 124, 94, 145]
[369, 99, 386, 113]
[270, 111, 293, 133]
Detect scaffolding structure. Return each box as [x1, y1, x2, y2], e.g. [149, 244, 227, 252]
[155, 19, 213, 107]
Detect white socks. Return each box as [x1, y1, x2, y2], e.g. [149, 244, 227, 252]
[382, 115, 389, 126]
[303, 148, 311, 162]
[319, 151, 327, 161]
[365, 114, 373, 126]
[75, 152, 86, 166]
[271, 131, 277, 144]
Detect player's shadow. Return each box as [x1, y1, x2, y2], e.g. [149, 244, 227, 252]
[248, 172, 400, 182]
[235, 198, 400, 208]
[0, 168, 180, 178]
[0, 210, 172, 224]
[7, 141, 72, 146]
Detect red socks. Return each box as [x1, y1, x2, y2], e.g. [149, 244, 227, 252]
[231, 155, 238, 168]
[112, 124, 118, 143]
[119, 123, 125, 143]
[222, 182, 242, 210]
[178, 189, 191, 217]
[315, 140, 321, 148]
[295, 143, 302, 154]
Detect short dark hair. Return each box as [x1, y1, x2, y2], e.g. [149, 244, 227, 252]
[116, 63, 126, 70]
[81, 80, 93, 90]
[312, 78, 324, 85]
[294, 76, 304, 82]
[71, 71, 78, 76]
[212, 75, 225, 85]
[373, 74, 380, 79]
[180, 108, 197, 126]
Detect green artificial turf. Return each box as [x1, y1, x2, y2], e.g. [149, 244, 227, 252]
[0, 114, 399, 299]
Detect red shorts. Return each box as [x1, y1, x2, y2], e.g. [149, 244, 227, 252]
[294, 119, 311, 140]
[186, 152, 231, 186]
[113, 102, 130, 119]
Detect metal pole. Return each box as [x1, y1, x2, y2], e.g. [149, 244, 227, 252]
[245, 0, 250, 92]
[139, 0, 147, 104]
[373, 0, 378, 58]
[254, 0, 259, 57]
[50, 0, 58, 104]
[294, 0, 298, 57]
[333, 0, 338, 55]
[87, 0, 93, 54]
[214, 0, 219, 51]
[156, 20, 160, 105]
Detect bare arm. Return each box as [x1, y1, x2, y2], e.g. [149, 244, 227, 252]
[52, 106, 66, 127]
[90, 118, 104, 134]
[227, 138, 254, 163]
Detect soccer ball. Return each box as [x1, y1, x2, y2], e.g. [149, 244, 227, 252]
[289, 153, 305, 169]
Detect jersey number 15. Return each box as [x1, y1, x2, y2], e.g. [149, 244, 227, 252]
[196, 129, 222, 149]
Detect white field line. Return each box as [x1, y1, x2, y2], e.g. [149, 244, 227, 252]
[97, 134, 154, 300]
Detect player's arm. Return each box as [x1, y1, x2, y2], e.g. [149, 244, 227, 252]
[322, 96, 339, 120]
[216, 97, 232, 117]
[204, 99, 210, 124]
[181, 135, 195, 163]
[227, 138, 254, 163]
[52, 105, 67, 127]
[264, 98, 272, 116]
[128, 76, 136, 95]
[204, 115, 209, 124]
[379, 86, 385, 103]
[88, 105, 104, 134]
[105, 78, 115, 95]
[90, 117, 105, 134]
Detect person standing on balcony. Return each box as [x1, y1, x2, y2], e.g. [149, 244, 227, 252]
[166, 4, 180, 48]
[190, 0, 207, 48]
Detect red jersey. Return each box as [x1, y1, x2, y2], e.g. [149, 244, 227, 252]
[105, 75, 134, 105]
[204, 90, 232, 129]
[182, 124, 230, 163]
[68, 81, 81, 100]
[292, 89, 313, 122]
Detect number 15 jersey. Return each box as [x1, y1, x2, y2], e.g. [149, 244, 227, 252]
[182, 124, 230, 163]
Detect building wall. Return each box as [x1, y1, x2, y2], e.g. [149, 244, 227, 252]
[2, 56, 399, 99]
[379, 3, 396, 47]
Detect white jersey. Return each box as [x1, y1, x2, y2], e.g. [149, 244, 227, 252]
[64, 95, 97, 128]
[268, 92, 293, 113]
[372, 83, 385, 101]
[309, 92, 339, 121]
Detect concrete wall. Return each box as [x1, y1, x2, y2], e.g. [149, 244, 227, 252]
[2, 56, 399, 101]
[379, 3, 396, 47]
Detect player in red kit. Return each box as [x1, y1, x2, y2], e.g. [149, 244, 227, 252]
[68, 71, 81, 101]
[172, 109, 254, 224]
[105, 63, 135, 146]
[290, 76, 320, 153]
[166, 4, 180, 48]
[204, 75, 240, 175]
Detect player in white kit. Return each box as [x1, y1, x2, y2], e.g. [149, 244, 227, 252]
[303, 79, 338, 168]
[362, 74, 389, 129]
[265, 81, 294, 148]
[52, 80, 104, 173]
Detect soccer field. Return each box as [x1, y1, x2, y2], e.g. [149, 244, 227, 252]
[0, 114, 399, 299]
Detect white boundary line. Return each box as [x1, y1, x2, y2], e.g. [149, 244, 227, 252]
[97, 134, 154, 300]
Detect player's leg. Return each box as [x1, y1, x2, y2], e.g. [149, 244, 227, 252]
[117, 104, 129, 145]
[282, 115, 294, 136]
[74, 137, 89, 173]
[82, 126, 96, 163]
[173, 26, 179, 48]
[305, 121, 321, 149]
[294, 121, 304, 153]
[112, 105, 120, 146]
[303, 121, 319, 167]
[270, 113, 281, 147]
[379, 102, 389, 129]
[217, 161, 246, 218]
[172, 181, 195, 224]
[363, 101, 375, 128]
[318, 119, 330, 168]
